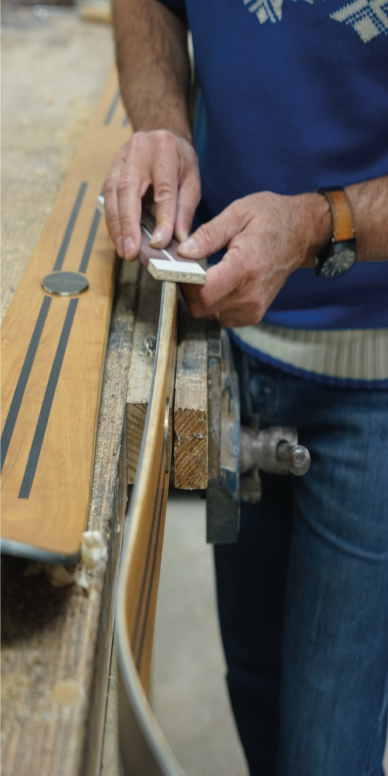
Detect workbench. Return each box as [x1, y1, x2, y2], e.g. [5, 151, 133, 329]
[1, 11, 129, 775]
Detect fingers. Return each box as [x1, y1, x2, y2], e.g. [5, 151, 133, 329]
[104, 142, 149, 260]
[180, 191, 303, 327]
[182, 234, 266, 326]
[215, 306, 260, 328]
[103, 130, 201, 261]
[117, 160, 150, 260]
[183, 250, 244, 317]
[115, 133, 153, 260]
[178, 200, 247, 260]
[175, 166, 201, 243]
[151, 135, 201, 246]
[149, 134, 180, 248]
[103, 148, 127, 257]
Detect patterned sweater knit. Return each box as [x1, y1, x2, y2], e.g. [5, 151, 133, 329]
[161, 0, 388, 386]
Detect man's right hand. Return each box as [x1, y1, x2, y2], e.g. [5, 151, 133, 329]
[103, 129, 201, 260]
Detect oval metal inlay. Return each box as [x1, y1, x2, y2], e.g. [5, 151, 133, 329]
[42, 272, 89, 297]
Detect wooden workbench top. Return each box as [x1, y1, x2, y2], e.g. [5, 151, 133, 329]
[1, 11, 128, 776]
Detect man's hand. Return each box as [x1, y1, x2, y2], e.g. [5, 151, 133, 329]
[178, 192, 331, 327]
[104, 130, 201, 260]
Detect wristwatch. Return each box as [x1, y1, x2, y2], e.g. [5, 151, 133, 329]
[315, 187, 357, 280]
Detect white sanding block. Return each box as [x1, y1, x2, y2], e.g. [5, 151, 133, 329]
[97, 196, 206, 284]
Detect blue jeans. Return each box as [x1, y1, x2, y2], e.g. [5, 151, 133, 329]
[214, 343, 388, 776]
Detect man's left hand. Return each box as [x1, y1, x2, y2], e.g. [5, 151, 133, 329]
[178, 192, 331, 327]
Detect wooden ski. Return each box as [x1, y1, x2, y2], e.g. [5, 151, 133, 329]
[1, 67, 130, 563]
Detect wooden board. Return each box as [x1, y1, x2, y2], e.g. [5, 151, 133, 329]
[127, 291, 208, 489]
[1, 258, 140, 776]
[116, 281, 185, 776]
[174, 299, 208, 490]
[126, 267, 162, 484]
[1, 66, 131, 563]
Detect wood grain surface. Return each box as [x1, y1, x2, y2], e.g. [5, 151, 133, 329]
[1, 66, 131, 562]
[174, 300, 208, 490]
[126, 268, 162, 484]
[117, 281, 184, 776]
[120, 281, 177, 689]
[1, 29, 148, 776]
[1, 258, 140, 776]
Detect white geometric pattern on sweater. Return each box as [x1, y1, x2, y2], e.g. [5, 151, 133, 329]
[244, 0, 283, 24]
[330, 0, 388, 42]
[243, 0, 388, 41]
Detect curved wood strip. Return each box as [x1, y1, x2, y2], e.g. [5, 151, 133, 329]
[117, 281, 184, 776]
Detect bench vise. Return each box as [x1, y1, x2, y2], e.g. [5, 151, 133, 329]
[206, 323, 310, 544]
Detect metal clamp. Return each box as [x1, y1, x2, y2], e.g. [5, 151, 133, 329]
[206, 330, 311, 543]
[206, 325, 240, 545]
[240, 425, 310, 476]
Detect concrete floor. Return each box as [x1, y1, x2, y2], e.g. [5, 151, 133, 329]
[152, 491, 248, 776]
[1, 3, 114, 321]
[100, 491, 248, 776]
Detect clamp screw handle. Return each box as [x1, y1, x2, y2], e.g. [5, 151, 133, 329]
[277, 441, 311, 476]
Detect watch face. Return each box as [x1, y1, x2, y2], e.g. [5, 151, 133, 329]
[316, 241, 357, 280]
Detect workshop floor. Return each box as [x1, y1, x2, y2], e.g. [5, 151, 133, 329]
[1, 2, 114, 321]
[152, 491, 248, 776]
[100, 491, 248, 776]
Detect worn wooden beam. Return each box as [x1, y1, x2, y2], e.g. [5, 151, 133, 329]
[81, 260, 139, 776]
[126, 267, 161, 484]
[173, 300, 208, 490]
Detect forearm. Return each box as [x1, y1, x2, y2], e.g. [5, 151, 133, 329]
[113, 0, 192, 141]
[346, 176, 388, 262]
[302, 175, 388, 267]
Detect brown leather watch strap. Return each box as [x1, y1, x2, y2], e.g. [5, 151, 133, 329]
[319, 189, 355, 242]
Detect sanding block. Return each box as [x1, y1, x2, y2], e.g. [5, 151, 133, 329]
[97, 196, 206, 284]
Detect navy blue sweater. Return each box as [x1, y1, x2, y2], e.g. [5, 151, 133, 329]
[160, 0, 388, 330]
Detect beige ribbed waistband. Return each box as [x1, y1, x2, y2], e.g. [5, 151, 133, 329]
[232, 323, 388, 382]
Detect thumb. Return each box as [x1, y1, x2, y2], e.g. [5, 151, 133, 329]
[178, 203, 242, 259]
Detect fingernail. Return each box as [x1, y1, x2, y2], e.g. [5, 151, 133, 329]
[150, 228, 164, 247]
[179, 236, 198, 256]
[176, 228, 189, 242]
[124, 237, 135, 258]
[116, 236, 124, 257]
